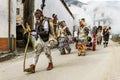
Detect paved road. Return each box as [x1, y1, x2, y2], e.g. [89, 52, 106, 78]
[0, 41, 119, 80]
[106, 41, 120, 80]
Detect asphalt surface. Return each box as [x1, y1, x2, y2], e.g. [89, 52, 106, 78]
[0, 41, 119, 80]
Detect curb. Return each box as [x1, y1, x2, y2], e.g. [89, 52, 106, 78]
[0, 52, 16, 62]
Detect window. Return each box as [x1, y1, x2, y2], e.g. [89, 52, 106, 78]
[16, 8, 20, 15]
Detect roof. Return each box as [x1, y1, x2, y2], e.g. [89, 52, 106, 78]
[22, 0, 25, 3]
[64, 0, 87, 8]
[60, 0, 74, 19]
[22, 0, 74, 19]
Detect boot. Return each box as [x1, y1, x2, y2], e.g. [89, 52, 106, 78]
[24, 64, 35, 73]
[78, 50, 82, 56]
[104, 42, 107, 48]
[76, 42, 78, 49]
[61, 51, 66, 55]
[78, 52, 81, 56]
[47, 62, 53, 70]
[68, 48, 71, 54]
[81, 52, 86, 56]
[61, 49, 66, 55]
[106, 42, 108, 47]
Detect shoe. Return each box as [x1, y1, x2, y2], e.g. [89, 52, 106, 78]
[47, 62, 53, 70]
[24, 64, 35, 73]
[78, 53, 81, 56]
[68, 48, 71, 54]
[61, 50, 66, 55]
[81, 52, 86, 56]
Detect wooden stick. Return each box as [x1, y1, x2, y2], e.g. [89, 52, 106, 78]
[23, 32, 30, 72]
[22, 23, 31, 72]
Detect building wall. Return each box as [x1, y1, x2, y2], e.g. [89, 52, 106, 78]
[0, 0, 16, 51]
[11, 0, 16, 37]
[11, 0, 16, 51]
[69, 5, 93, 30]
[16, 0, 23, 25]
[0, 0, 8, 38]
[0, 0, 9, 51]
[35, 0, 74, 33]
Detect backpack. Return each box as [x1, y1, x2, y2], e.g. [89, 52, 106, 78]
[36, 18, 50, 42]
[66, 27, 71, 36]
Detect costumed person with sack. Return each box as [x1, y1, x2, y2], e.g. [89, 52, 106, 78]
[57, 21, 71, 55]
[77, 18, 87, 56]
[96, 26, 102, 45]
[24, 9, 53, 73]
[47, 13, 58, 48]
[52, 13, 58, 35]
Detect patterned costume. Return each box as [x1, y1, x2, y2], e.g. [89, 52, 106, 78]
[57, 21, 71, 55]
[77, 18, 89, 56]
[47, 14, 59, 49]
[96, 26, 102, 45]
[91, 26, 97, 51]
[77, 26, 87, 56]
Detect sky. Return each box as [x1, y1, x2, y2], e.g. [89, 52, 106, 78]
[78, 0, 120, 3]
[77, 0, 120, 34]
[68, 0, 120, 34]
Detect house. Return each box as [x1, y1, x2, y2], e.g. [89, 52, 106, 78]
[16, 0, 23, 26]
[35, 0, 74, 33]
[0, 0, 74, 51]
[17, 0, 75, 49]
[0, 0, 16, 51]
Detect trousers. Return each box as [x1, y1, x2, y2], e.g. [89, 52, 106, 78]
[31, 35, 52, 65]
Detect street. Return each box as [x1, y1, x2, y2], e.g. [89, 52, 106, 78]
[1, 0, 120, 80]
[0, 40, 120, 80]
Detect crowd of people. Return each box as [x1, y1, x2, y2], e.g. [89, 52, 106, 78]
[74, 18, 111, 56]
[23, 9, 111, 73]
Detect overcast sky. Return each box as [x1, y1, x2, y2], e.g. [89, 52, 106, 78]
[78, 0, 120, 3]
[77, 0, 120, 34]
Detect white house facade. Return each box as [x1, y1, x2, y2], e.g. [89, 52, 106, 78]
[35, 0, 74, 33]
[0, 0, 16, 51]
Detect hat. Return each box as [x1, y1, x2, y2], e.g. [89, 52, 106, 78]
[81, 18, 85, 21]
[52, 14, 56, 18]
[35, 9, 43, 16]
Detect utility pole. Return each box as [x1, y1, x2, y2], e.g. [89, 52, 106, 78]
[23, 0, 34, 29]
[22, 0, 34, 46]
[8, 0, 11, 51]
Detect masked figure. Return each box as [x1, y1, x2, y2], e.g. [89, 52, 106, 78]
[77, 18, 88, 56]
[57, 21, 71, 55]
[24, 9, 53, 73]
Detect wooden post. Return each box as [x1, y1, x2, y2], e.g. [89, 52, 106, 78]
[23, 0, 34, 29]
